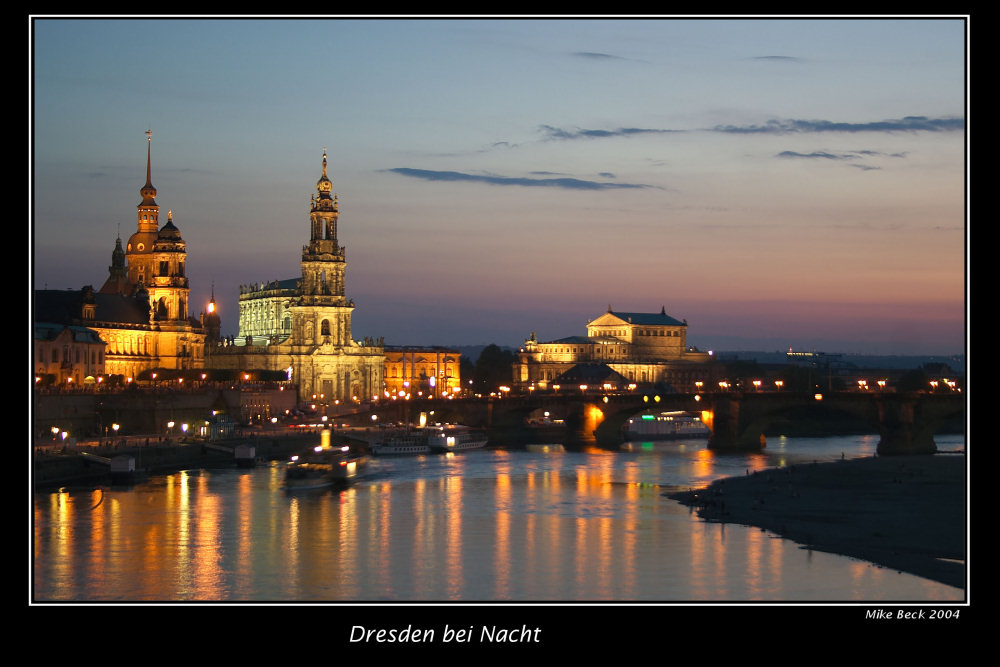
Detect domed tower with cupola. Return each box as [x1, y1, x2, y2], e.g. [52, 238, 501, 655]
[35, 130, 206, 378]
[124, 131, 192, 324]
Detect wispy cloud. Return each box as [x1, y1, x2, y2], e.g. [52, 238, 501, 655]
[751, 55, 803, 63]
[777, 149, 908, 170]
[539, 124, 681, 141]
[385, 168, 653, 190]
[536, 115, 960, 143]
[714, 116, 964, 134]
[571, 51, 649, 64]
[777, 151, 853, 160]
[573, 51, 625, 60]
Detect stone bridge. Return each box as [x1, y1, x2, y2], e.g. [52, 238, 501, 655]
[346, 391, 964, 455]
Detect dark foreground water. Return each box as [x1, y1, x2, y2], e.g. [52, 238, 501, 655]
[32, 434, 965, 602]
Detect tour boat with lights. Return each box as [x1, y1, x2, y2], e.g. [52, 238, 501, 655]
[623, 411, 710, 440]
[427, 426, 488, 453]
[284, 445, 368, 490]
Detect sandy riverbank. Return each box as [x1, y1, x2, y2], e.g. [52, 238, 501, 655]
[668, 453, 967, 590]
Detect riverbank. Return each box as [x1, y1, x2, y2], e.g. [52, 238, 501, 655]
[32, 432, 329, 488]
[668, 453, 967, 590]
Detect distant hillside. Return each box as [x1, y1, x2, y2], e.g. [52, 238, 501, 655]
[715, 351, 966, 374]
[454, 344, 520, 361]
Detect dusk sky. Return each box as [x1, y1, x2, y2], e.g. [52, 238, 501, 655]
[31, 17, 967, 356]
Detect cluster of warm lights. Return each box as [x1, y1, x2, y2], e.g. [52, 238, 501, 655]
[930, 378, 960, 392]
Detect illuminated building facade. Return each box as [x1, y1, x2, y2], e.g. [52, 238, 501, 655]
[207, 152, 384, 404]
[33, 323, 106, 385]
[383, 346, 462, 399]
[514, 307, 714, 392]
[33, 132, 207, 380]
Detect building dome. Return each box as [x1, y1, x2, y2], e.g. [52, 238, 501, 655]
[127, 229, 158, 254]
[158, 210, 183, 240]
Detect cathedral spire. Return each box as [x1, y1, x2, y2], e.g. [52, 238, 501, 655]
[315, 148, 334, 202]
[140, 129, 157, 206]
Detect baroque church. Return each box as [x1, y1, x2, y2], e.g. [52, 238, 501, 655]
[205, 151, 384, 404]
[34, 132, 207, 382]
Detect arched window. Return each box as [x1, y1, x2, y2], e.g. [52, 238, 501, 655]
[321, 319, 331, 336]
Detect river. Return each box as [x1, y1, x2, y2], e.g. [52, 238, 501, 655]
[31, 433, 965, 602]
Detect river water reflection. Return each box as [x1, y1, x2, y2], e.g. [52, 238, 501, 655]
[32, 434, 965, 602]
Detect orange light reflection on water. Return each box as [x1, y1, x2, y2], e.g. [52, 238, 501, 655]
[444, 475, 463, 600]
[494, 471, 511, 599]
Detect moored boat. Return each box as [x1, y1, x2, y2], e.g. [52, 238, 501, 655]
[623, 410, 710, 440]
[366, 428, 431, 456]
[427, 426, 488, 453]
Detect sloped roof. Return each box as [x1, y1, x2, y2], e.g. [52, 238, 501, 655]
[554, 363, 630, 385]
[34, 289, 151, 327]
[34, 322, 104, 344]
[610, 310, 686, 326]
[543, 335, 594, 345]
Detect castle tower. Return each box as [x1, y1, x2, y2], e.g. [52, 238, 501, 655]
[126, 130, 161, 291]
[121, 132, 191, 324]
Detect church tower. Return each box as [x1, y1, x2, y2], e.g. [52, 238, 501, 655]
[207, 150, 383, 403]
[293, 150, 353, 347]
[301, 150, 346, 301]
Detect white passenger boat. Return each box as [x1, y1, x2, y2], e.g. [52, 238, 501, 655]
[366, 428, 431, 456]
[427, 426, 488, 453]
[623, 411, 710, 440]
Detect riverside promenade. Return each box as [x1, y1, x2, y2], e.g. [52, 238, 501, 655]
[669, 453, 967, 590]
